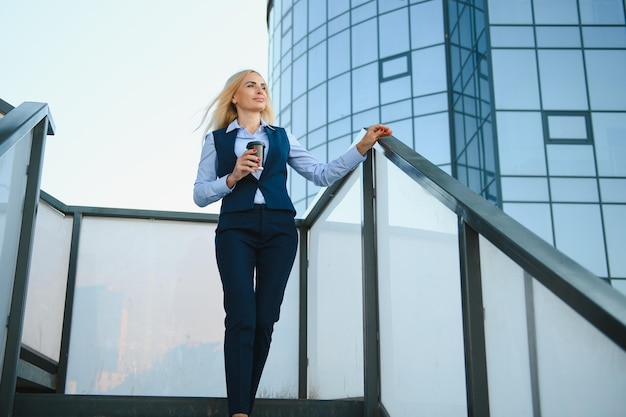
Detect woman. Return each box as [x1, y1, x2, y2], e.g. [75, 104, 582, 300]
[193, 69, 391, 417]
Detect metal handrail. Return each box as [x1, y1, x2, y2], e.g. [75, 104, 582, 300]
[0, 102, 55, 157]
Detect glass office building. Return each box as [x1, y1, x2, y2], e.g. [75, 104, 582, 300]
[266, 0, 626, 292]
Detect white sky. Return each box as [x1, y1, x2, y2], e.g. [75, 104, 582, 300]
[1, 0, 269, 213]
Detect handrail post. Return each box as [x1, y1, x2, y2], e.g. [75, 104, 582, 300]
[362, 150, 381, 417]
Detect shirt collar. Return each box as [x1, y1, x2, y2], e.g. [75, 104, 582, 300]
[225, 118, 276, 134]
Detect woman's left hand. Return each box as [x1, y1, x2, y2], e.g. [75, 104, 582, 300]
[356, 124, 393, 155]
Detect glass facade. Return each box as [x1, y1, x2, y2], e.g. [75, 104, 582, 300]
[266, 0, 626, 291]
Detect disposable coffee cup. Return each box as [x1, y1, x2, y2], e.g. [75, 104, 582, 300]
[246, 141, 265, 170]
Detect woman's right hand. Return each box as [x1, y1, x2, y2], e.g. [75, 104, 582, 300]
[226, 149, 261, 188]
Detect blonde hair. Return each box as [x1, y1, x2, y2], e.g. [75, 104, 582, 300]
[199, 69, 276, 136]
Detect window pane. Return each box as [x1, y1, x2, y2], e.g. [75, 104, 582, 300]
[328, 30, 350, 78]
[533, 0, 579, 24]
[490, 26, 535, 47]
[579, 0, 625, 24]
[492, 50, 540, 109]
[381, 76, 411, 104]
[328, 73, 351, 121]
[539, 50, 588, 110]
[603, 205, 626, 276]
[583, 27, 626, 48]
[413, 93, 448, 115]
[381, 99, 412, 122]
[502, 203, 554, 244]
[553, 204, 607, 275]
[546, 144, 596, 176]
[308, 41, 327, 89]
[410, 1, 445, 48]
[308, 0, 326, 29]
[381, 54, 409, 80]
[496, 112, 547, 175]
[599, 179, 626, 203]
[412, 46, 447, 96]
[592, 112, 626, 176]
[351, 19, 378, 67]
[487, 0, 533, 23]
[501, 177, 550, 201]
[352, 63, 379, 113]
[351, 1, 377, 25]
[293, 54, 307, 98]
[414, 113, 451, 165]
[308, 83, 327, 130]
[536, 26, 581, 48]
[328, 0, 349, 19]
[547, 115, 588, 140]
[585, 50, 626, 110]
[293, 0, 307, 42]
[550, 178, 599, 202]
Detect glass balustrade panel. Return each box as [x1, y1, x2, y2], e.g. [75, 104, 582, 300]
[22, 200, 73, 361]
[479, 236, 534, 417]
[0, 132, 32, 377]
[532, 277, 626, 416]
[66, 216, 299, 398]
[308, 170, 364, 399]
[375, 154, 468, 417]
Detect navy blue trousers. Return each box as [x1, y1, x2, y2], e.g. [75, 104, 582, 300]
[215, 205, 298, 416]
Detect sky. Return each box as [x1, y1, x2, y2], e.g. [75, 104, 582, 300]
[1, 0, 269, 213]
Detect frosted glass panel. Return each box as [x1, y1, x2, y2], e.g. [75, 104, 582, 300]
[533, 280, 626, 416]
[376, 154, 467, 417]
[308, 170, 364, 399]
[67, 216, 299, 398]
[23, 201, 73, 361]
[479, 236, 534, 417]
[0, 132, 32, 377]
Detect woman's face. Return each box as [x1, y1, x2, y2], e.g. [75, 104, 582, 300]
[232, 72, 268, 114]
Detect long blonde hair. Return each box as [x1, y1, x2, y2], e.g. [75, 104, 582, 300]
[199, 69, 276, 136]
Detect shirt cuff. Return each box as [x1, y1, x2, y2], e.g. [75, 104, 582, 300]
[215, 175, 235, 195]
[344, 145, 368, 166]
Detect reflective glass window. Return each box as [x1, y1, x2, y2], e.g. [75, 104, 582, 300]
[293, 54, 307, 98]
[328, 134, 351, 158]
[280, 66, 292, 111]
[282, 9, 293, 35]
[546, 144, 596, 176]
[553, 204, 607, 275]
[308, 83, 327, 130]
[380, 54, 410, 81]
[352, 63, 379, 113]
[585, 50, 626, 111]
[539, 50, 588, 110]
[307, 126, 327, 150]
[487, 0, 533, 23]
[536, 26, 581, 48]
[410, 1, 445, 48]
[583, 27, 626, 48]
[293, 38, 307, 59]
[308, 0, 326, 29]
[352, 19, 378, 67]
[352, 1, 377, 24]
[328, 0, 350, 19]
[603, 205, 626, 276]
[492, 50, 540, 109]
[293, 0, 307, 42]
[328, 117, 351, 140]
[328, 73, 352, 121]
[533, 0, 579, 24]
[546, 114, 589, 141]
[309, 24, 327, 47]
[413, 112, 451, 165]
[292, 95, 308, 138]
[490, 26, 535, 47]
[502, 203, 554, 244]
[599, 179, 626, 203]
[381, 99, 412, 122]
[309, 41, 327, 89]
[328, 30, 350, 78]
[379, 9, 410, 59]
[497, 111, 547, 175]
[328, 12, 350, 36]
[501, 177, 550, 201]
[550, 178, 599, 202]
[413, 93, 448, 115]
[593, 112, 626, 176]
[579, 0, 625, 24]
[352, 108, 379, 132]
[380, 76, 411, 104]
[411, 46, 447, 96]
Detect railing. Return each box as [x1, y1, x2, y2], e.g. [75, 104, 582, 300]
[0, 102, 54, 417]
[2, 114, 625, 416]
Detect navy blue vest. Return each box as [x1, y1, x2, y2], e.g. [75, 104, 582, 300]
[214, 126, 296, 215]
